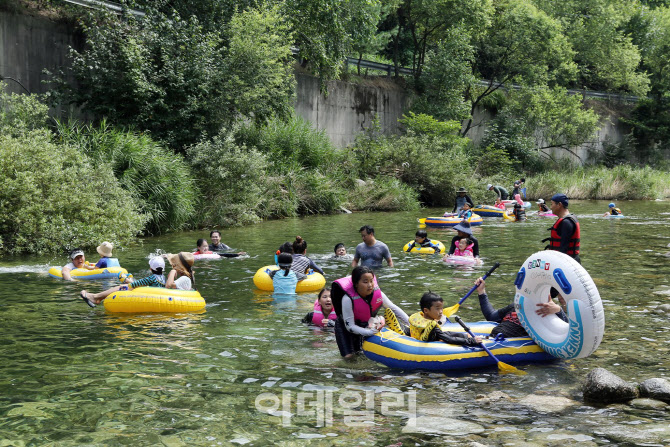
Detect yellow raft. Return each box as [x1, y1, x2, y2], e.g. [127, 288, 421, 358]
[104, 286, 206, 313]
[253, 265, 326, 293]
[402, 240, 446, 254]
[48, 266, 127, 280]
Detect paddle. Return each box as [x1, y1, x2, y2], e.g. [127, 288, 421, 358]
[443, 262, 500, 317]
[454, 316, 525, 375]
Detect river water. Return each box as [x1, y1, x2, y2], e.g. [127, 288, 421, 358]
[1, 200, 669, 446]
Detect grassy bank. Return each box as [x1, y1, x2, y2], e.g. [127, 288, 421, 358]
[524, 165, 670, 200]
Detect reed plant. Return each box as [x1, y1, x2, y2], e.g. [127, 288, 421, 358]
[526, 165, 670, 200]
[55, 120, 197, 234]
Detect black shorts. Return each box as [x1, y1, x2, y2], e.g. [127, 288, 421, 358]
[334, 318, 364, 357]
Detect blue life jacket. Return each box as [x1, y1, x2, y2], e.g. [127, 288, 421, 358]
[273, 268, 298, 294]
[97, 257, 121, 268]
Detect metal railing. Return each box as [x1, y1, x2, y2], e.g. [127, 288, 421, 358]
[61, 0, 144, 18]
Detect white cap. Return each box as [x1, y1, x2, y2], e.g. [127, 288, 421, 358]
[149, 256, 165, 270]
[486, 184, 493, 189]
[536, 199, 545, 204]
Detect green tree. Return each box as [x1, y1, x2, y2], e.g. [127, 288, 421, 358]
[411, 28, 475, 121]
[463, 0, 577, 137]
[492, 86, 600, 162]
[535, 0, 650, 95]
[399, 0, 493, 79]
[285, 0, 383, 82]
[54, 6, 295, 151]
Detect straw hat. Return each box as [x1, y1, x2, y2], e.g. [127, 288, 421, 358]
[167, 252, 195, 276]
[96, 242, 113, 257]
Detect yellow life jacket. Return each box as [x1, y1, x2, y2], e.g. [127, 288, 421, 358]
[409, 312, 439, 341]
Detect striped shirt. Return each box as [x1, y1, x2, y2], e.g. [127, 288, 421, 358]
[131, 274, 166, 288]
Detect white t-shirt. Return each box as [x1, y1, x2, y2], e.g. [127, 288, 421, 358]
[174, 276, 192, 291]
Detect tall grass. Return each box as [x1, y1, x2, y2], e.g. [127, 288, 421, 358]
[55, 120, 197, 233]
[526, 165, 670, 200]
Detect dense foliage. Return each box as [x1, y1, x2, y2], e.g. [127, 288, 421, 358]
[5, 0, 670, 253]
[0, 86, 145, 254]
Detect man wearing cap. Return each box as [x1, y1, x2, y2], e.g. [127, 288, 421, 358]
[544, 193, 580, 263]
[451, 187, 474, 214]
[487, 184, 509, 200]
[446, 221, 480, 260]
[62, 248, 92, 281]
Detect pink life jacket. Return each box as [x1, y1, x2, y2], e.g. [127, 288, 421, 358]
[453, 243, 474, 257]
[332, 276, 383, 322]
[311, 299, 337, 327]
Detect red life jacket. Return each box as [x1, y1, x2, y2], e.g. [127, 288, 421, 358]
[332, 276, 383, 323]
[311, 299, 337, 327]
[544, 215, 580, 256]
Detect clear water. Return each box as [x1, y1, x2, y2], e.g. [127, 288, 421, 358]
[1, 200, 669, 446]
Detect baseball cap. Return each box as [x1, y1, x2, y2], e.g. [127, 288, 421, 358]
[550, 193, 569, 207]
[69, 249, 84, 260]
[536, 199, 545, 204]
[149, 256, 165, 270]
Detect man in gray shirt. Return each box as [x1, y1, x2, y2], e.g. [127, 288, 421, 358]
[352, 225, 394, 268]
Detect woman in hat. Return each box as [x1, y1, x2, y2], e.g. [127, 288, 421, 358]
[444, 221, 481, 262]
[451, 187, 474, 214]
[166, 252, 196, 291]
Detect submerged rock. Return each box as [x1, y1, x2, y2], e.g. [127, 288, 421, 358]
[639, 378, 670, 403]
[475, 390, 510, 403]
[582, 368, 638, 403]
[597, 423, 670, 445]
[402, 416, 485, 435]
[629, 398, 669, 410]
[518, 394, 578, 413]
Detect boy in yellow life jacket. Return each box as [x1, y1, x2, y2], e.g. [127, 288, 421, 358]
[408, 292, 483, 346]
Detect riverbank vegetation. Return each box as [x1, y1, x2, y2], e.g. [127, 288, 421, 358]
[2, 0, 670, 254]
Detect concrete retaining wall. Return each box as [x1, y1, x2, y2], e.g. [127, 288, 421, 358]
[0, 11, 82, 95]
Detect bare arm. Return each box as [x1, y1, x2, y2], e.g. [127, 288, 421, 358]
[165, 269, 178, 289]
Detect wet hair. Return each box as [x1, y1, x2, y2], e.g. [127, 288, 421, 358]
[359, 225, 375, 235]
[334, 243, 345, 254]
[293, 236, 307, 254]
[420, 291, 443, 312]
[318, 287, 331, 300]
[210, 230, 221, 238]
[278, 242, 293, 254]
[196, 238, 207, 248]
[352, 266, 375, 289]
[277, 253, 293, 276]
[415, 229, 427, 239]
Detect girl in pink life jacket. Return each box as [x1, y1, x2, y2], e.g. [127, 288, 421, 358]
[331, 266, 410, 359]
[302, 288, 337, 327]
[493, 197, 506, 209]
[453, 238, 474, 257]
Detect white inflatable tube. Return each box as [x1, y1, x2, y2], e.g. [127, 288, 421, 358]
[513, 251, 605, 359]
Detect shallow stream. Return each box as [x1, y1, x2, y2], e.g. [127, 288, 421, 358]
[0, 200, 669, 446]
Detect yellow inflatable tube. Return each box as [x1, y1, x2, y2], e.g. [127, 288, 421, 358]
[48, 266, 127, 280]
[402, 240, 446, 254]
[253, 265, 326, 293]
[104, 286, 206, 313]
